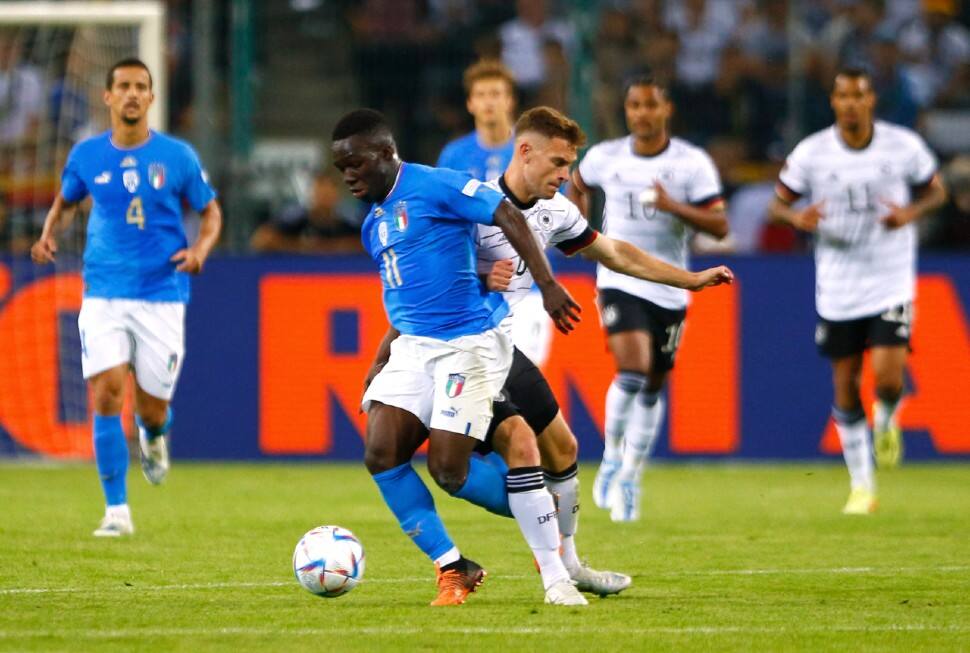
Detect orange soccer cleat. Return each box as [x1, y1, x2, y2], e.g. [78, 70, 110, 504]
[430, 557, 486, 606]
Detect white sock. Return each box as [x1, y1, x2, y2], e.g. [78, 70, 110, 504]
[544, 465, 581, 573]
[603, 372, 646, 462]
[434, 547, 461, 568]
[616, 391, 664, 483]
[873, 396, 902, 433]
[833, 407, 875, 492]
[106, 504, 131, 520]
[507, 467, 570, 590]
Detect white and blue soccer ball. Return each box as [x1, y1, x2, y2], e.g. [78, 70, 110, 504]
[293, 525, 365, 598]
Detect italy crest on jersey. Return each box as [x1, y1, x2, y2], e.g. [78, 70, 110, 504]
[394, 201, 408, 231]
[149, 163, 166, 189]
[123, 169, 140, 193]
[445, 373, 465, 398]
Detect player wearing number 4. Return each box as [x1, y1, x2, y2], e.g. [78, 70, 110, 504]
[569, 76, 730, 522]
[31, 58, 222, 536]
[769, 68, 946, 514]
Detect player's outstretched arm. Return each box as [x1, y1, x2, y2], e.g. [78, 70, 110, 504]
[652, 183, 729, 238]
[579, 234, 733, 291]
[492, 200, 581, 334]
[171, 199, 223, 274]
[30, 193, 77, 264]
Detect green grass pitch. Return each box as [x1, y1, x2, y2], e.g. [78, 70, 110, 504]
[1, 462, 968, 652]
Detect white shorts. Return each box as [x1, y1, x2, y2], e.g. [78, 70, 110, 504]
[505, 289, 553, 367]
[361, 328, 513, 441]
[77, 297, 186, 401]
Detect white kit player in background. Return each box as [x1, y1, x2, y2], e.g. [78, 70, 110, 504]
[30, 58, 222, 536]
[770, 68, 946, 515]
[480, 105, 732, 559]
[569, 76, 730, 522]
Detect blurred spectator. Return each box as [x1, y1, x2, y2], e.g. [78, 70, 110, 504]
[592, 7, 637, 138]
[840, 0, 891, 69]
[250, 171, 363, 254]
[0, 28, 42, 149]
[924, 155, 970, 248]
[533, 39, 570, 111]
[499, 0, 575, 107]
[898, 0, 970, 107]
[664, 0, 738, 143]
[870, 27, 920, 126]
[722, 0, 812, 158]
[347, 0, 437, 159]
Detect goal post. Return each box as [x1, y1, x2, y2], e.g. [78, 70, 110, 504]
[0, 1, 166, 130]
[0, 1, 167, 458]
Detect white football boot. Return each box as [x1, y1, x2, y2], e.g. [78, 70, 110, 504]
[93, 507, 134, 537]
[571, 564, 632, 596]
[609, 479, 641, 522]
[592, 459, 620, 509]
[544, 579, 588, 606]
[138, 427, 169, 485]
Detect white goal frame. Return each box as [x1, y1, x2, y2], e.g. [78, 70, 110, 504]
[0, 1, 167, 129]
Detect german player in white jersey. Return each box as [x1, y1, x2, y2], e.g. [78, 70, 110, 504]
[479, 106, 731, 583]
[769, 68, 946, 514]
[569, 76, 730, 522]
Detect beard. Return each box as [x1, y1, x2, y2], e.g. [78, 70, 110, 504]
[121, 113, 140, 126]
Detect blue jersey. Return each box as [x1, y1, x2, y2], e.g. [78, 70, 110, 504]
[436, 132, 514, 182]
[361, 163, 510, 340]
[61, 130, 216, 303]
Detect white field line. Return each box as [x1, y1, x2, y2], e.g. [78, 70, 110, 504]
[1, 565, 967, 596]
[0, 625, 967, 639]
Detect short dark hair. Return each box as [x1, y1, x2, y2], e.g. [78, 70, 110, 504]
[106, 57, 152, 90]
[514, 106, 586, 148]
[833, 66, 873, 89]
[623, 73, 668, 99]
[331, 108, 392, 142]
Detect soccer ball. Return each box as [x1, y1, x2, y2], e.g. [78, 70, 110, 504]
[292, 525, 365, 598]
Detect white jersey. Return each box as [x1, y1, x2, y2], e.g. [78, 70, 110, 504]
[578, 136, 723, 310]
[778, 121, 937, 321]
[476, 176, 596, 336]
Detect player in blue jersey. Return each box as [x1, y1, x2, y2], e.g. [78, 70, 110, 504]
[332, 108, 588, 606]
[30, 58, 222, 537]
[436, 60, 516, 181]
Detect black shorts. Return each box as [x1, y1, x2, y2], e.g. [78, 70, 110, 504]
[476, 347, 561, 455]
[815, 302, 913, 359]
[597, 288, 687, 372]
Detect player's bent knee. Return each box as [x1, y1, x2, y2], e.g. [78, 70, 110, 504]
[504, 421, 541, 468]
[427, 462, 467, 495]
[363, 437, 411, 475]
[538, 426, 577, 469]
[875, 383, 903, 404]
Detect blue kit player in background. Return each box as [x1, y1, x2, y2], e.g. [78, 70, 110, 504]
[331, 109, 589, 606]
[31, 58, 223, 537]
[436, 59, 516, 181]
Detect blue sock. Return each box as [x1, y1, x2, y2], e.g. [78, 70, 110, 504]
[136, 407, 172, 440]
[483, 451, 509, 475]
[453, 456, 512, 517]
[93, 414, 128, 506]
[372, 463, 455, 562]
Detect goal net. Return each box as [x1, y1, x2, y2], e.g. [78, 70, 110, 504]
[0, 2, 165, 458]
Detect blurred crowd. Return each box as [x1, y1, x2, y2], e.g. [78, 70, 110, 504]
[2, 0, 969, 255]
[336, 0, 970, 253]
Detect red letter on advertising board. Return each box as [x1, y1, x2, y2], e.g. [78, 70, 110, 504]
[259, 274, 387, 454]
